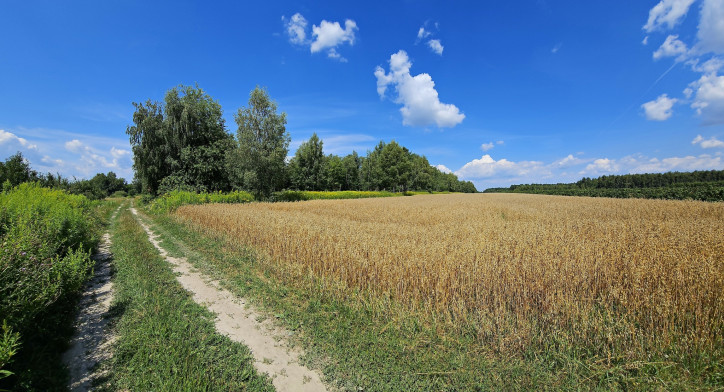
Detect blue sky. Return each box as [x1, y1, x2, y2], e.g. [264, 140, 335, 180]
[1, 0, 723, 190]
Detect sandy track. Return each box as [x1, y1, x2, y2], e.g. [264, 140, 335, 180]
[63, 207, 120, 391]
[129, 207, 328, 392]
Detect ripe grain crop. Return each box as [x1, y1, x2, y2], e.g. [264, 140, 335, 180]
[175, 194, 724, 358]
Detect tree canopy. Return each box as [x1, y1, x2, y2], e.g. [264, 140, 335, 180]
[127, 85, 233, 195]
[228, 86, 290, 198]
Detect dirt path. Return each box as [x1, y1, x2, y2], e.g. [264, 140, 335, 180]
[129, 207, 328, 392]
[63, 207, 120, 391]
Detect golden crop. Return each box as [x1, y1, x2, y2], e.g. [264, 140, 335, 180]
[176, 194, 724, 352]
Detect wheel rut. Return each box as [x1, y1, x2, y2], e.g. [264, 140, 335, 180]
[129, 207, 328, 392]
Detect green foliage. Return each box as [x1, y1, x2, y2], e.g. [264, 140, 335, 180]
[228, 86, 290, 198]
[149, 190, 255, 214]
[127, 84, 233, 195]
[0, 321, 20, 382]
[485, 170, 724, 201]
[0, 183, 99, 389]
[271, 190, 401, 202]
[288, 132, 325, 190]
[0, 153, 40, 188]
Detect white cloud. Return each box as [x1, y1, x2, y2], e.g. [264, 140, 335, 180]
[374, 50, 465, 128]
[689, 72, 724, 124]
[580, 153, 723, 175]
[65, 139, 84, 153]
[455, 154, 547, 179]
[642, 0, 724, 124]
[552, 154, 584, 168]
[0, 129, 38, 151]
[551, 43, 562, 54]
[643, 36, 649, 45]
[284, 13, 308, 45]
[417, 27, 431, 40]
[427, 39, 444, 55]
[481, 142, 495, 151]
[0, 129, 134, 180]
[110, 146, 131, 159]
[653, 34, 689, 60]
[697, 0, 724, 54]
[283, 14, 357, 61]
[582, 158, 620, 175]
[435, 164, 452, 174]
[642, 94, 678, 120]
[456, 151, 724, 190]
[692, 134, 724, 148]
[643, 0, 696, 32]
[310, 19, 357, 55]
[496, 140, 504, 145]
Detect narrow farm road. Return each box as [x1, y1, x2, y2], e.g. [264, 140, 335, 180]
[129, 207, 328, 392]
[63, 206, 121, 391]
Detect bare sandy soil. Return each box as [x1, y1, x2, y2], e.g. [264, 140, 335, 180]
[130, 207, 328, 392]
[63, 223, 117, 391]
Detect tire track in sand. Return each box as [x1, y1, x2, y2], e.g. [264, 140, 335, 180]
[129, 207, 328, 392]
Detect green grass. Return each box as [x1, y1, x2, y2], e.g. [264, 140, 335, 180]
[139, 205, 721, 391]
[99, 207, 273, 391]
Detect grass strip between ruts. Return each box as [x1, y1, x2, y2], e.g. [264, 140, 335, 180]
[97, 207, 274, 391]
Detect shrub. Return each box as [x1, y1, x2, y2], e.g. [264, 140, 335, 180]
[0, 183, 98, 381]
[148, 190, 255, 214]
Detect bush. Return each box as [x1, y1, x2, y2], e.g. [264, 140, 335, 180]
[148, 190, 255, 214]
[271, 190, 401, 202]
[0, 183, 98, 382]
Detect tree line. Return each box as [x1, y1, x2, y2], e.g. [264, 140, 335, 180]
[0, 152, 132, 199]
[483, 170, 724, 202]
[127, 85, 476, 198]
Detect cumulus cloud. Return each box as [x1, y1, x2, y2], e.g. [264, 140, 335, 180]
[552, 154, 585, 168]
[692, 134, 724, 148]
[0, 129, 38, 151]
[427, 39, 444, 55]
[455, 154, 547, 179]
[454, 151, 724, 189]
[283, 13, 357, 61]
[417, 27, 432, 40]
[435, 164, 452, 174]
[374, 50, 464, 128]
[643, 0, 696, 32]
[416, 24, 445, 56]
[643, 0, 724, 124]
[653, 35, 689, 60]
[310, 19, 357, 55]
[697, 0, 724, 54]
[481, 142, 495, 151]
[284, 13, 308, 45]
[688, 72, 724, 124]
[642, 94, 678, 120]
[580, 153, 723, 175]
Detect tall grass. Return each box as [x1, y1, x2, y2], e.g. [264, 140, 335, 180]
[0, 183, 100, 388]
[148, 190, 254, 214]
[175, 193, 724, 387]
[271, 190, 402, 202]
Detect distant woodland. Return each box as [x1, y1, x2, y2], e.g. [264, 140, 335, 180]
[483, 170, 724, 201]
[127, 85, 476, 198]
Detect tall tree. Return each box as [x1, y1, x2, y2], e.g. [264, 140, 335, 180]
[127, 85, 233, 195]
[228, 86, 290, 197]
[0, 152, 38, 188]
[289, 133, 325, 190]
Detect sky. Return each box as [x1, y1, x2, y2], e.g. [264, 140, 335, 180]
[1, 0, 723, 190]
